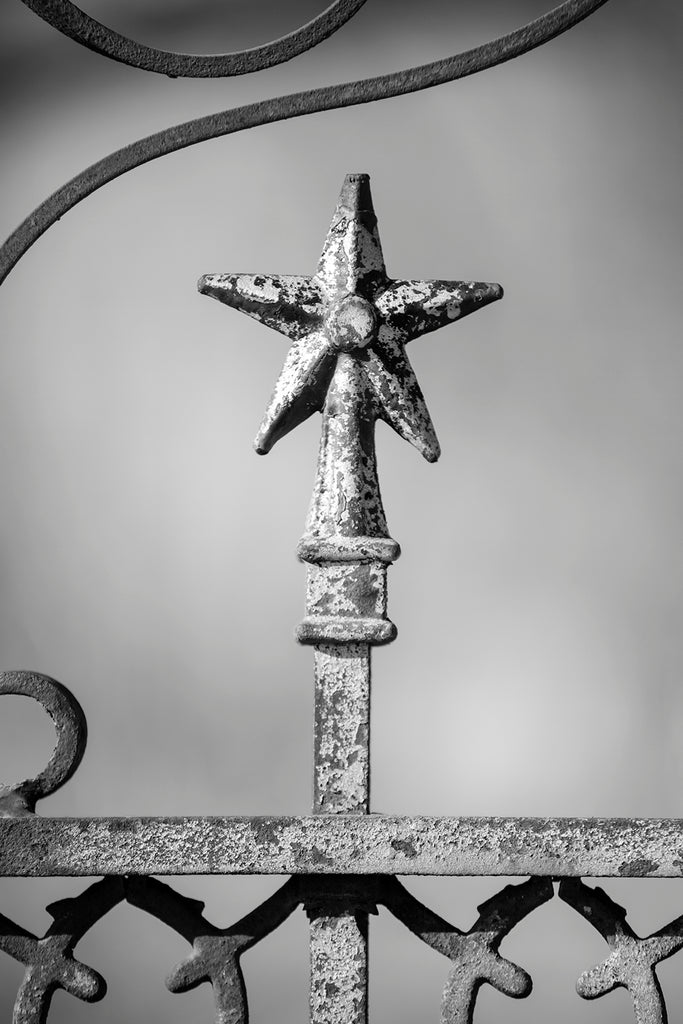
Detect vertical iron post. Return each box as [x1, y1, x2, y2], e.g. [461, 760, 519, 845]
[309, 642, 372, 1024]
[199, 171, 502, 1024]
[297, 221, 401, 1022]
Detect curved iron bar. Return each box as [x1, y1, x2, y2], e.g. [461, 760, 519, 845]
[0, 877, 124, 1024]
[0, 672, 87, 817]
[559, 879, 683, 1024]
[19, 0, 368, 78]
[0, 0, 610, 288]
[381, 876, 553, 1023]
[125, 875, 300, 1023]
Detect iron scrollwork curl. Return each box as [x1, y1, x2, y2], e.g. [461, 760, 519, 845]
[383, 876, 554, 1023]
[125, 876, 300, 1023]
[0, 0, 611, 288]
[18, 0, 369, 78]
[560, 879, 683, 1024]
[0, 672, 87, 817]
[0, 4, 638, 1022]
[0, 877, 124, 1024]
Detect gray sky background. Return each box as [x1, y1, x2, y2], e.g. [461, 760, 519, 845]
[0, 1, 682, 1021]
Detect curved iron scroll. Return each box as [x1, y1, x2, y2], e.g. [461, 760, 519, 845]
[96, 875, 551, 1023]
[126, 875, 300, 1023]
[0, 0, 611, 287]
[9, 875, 683, 1021]
[0, 877, 123, 1024]
[383, 876, 553, 1023]
[19, 0, 368, 78]
[0, 6, 636, 1021]
[0, 672, 87, 817]
[560, 879, 683, 1024]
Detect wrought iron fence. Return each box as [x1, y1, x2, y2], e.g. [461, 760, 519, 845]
[4, 1, 681, 1022]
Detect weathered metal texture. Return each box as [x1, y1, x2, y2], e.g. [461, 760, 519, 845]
[0, 877, 123, 1024]
[299, 538, 399, 645]
[0, 672, 87, 817]
[560, 879, 683, 1024]
[19, 0, 368, 78]
[309, 652, 371, 1024]
[201, 173, 501, 647]
[383, 876, 553, 1023]
[314, 645, 370, 814]
[0, 0, 612, 287]
[126, 876, 299, 1024]
[200, 174, 501, 467]
[0, 1, 656, 1020]
[308, 645, 372, 1024]
[0, 869, 555, 1024]
[310, 639, 371, 1024]
[4, 815, 683, 878]
[201, 171, 499, 1024]
[300, 563, 395, 645]
[304, 878, 377, 1024]
[308, 912, 368, 1024]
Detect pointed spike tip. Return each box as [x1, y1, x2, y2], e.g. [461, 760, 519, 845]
[198, 274, 245, 311]
[412, 429, 440, 463]
[472, 282, 504, 306]
[455, 281, 504, 318]
[198, 273, 236, 302]
[254, 431, 272, 456]
[339, 172, 374, 215]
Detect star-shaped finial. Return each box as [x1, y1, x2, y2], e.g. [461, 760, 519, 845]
[199, 173, 502, 463]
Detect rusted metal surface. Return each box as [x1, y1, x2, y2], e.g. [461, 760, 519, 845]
[4, 6, 670, 1016]
[304, 878, 376, 1024]
[0, 877, 123, 1024]
[310, 645, 370, 1024]
[310, 635, 371, 1024]
[308, 912, 367, 1024]
[19, 0, 368, 78]
[384, 876, 553, 1023]
[314, 645, 371, 814]
[0, 0, 612, 286]
[0, 672, 87, 817]
[201, 173, 501, 648]
[201, 170, 501, 1024]
[126, 876, 299, 1024]
[560, 879, 683, 1024]
[3, 815, 683, 878]
[200, 173, 500, 466]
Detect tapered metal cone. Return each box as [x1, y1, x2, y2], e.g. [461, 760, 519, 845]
[315, 173, 388, 299]
[452, 280, 504, 319]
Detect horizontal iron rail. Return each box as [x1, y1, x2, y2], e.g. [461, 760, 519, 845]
[0, 816, 679, 877]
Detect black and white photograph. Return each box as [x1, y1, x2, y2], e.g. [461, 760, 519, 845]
[1, 2, 682, 1021]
